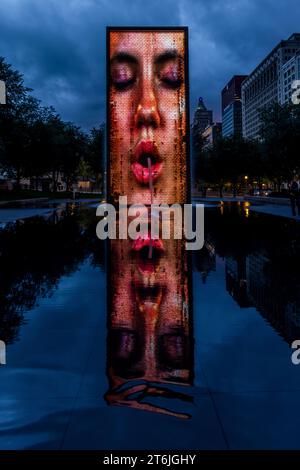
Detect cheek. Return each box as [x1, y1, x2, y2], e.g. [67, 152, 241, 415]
[156, 90, 184, 127]
[113, 94, 134, 133]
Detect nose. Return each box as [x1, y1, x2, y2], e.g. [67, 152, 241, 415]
[134, 82, 161, 129]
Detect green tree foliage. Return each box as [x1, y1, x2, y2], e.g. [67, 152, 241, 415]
[192, 130, 207, 184]
[87, 125, 105, 185]
[0, 57, 104, 191]
[0, 57, 41, 186]
[198, 135, 261, 196]
[259, 102, 300, 188]
[193, 101, 300, 194]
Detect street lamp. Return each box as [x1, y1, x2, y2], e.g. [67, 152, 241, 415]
[244, 175, 249, 195]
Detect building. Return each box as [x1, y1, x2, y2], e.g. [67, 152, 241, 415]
[19, 174, 67, 192]
[246, 250, 300, 344]
[224, 248, 300, 343]
[192, 97, 213, 138]
[202, 122, 222, 149]
[242, 33, 300, 139]
[225, 256, 252, 308]
[0, 175, 14, 191]
[222, 75, 247, 137]
[192, 97, 213, 177]
[281, 51, 300, 103]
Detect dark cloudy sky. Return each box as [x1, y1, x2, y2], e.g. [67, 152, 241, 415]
[1, 0, 300, 130]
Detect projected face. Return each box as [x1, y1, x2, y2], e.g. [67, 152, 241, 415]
[109, 30, 187, 204]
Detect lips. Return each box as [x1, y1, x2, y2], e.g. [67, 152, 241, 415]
[131, 140, 163, 185]
[132, 234, 164, 252]
[132, 234, 164, 274]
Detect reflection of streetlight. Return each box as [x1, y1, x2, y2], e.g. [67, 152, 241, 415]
[220, 200, 224, 215]
[244, 201, 250, 218]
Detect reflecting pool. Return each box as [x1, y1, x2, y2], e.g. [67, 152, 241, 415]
[0, 202, 300, 449]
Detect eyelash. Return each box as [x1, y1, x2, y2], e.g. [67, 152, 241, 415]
[159, 77, 182, 89]
[111, 71, 182, 91]
[113, 77, 136, 91]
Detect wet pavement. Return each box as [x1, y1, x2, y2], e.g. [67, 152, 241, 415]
[0, 199, 100, 223]
[250, 203, 300, 220]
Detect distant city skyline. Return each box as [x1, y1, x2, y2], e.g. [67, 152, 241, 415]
[1, 0, 300, 130]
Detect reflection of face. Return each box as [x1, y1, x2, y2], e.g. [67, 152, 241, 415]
[108, 223, 191, 385]
[109, 30, 187, 204]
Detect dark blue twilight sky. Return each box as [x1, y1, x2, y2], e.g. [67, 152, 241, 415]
[1, 0, 300, 130]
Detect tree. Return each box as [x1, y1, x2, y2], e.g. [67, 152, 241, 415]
[22, 107, 59, 186]
[1, 57, 101, 193]
[203, 136, 261, 196]
[192, 130, 207, 189]
[0, 57, 42, 187]
[0, 207, 105, 344]
[259, 102, 300, 189]
[60, 123, 88, 191]
[87, 125, 105, 185]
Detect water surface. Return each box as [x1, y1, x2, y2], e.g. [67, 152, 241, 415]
[0, 202, 300, 449]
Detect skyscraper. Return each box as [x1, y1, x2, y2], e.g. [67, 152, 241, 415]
[281, 51, 300, 103]
[202, 122, 222, 149]
[192, 97, 213, 137]
[191, 97, 213, 177]
[222, 75, 247, 137]
[242, 33, 300, 139]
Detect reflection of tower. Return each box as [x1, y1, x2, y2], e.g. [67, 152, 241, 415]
[193, 240, 216, 283]
[246, 250, 300, 343]
[105, 223, 194, 419]
[225, 255, 252, 308]
[285, 296, 300, 339]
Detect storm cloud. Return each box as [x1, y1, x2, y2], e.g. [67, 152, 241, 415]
[1, 0, 299, 130]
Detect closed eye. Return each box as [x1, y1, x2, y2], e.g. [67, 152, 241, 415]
[156, 59, 183, 90]
[159, 76, 182, 89]
[113, 77, 136, 91]
[110, 55, 138, 92]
